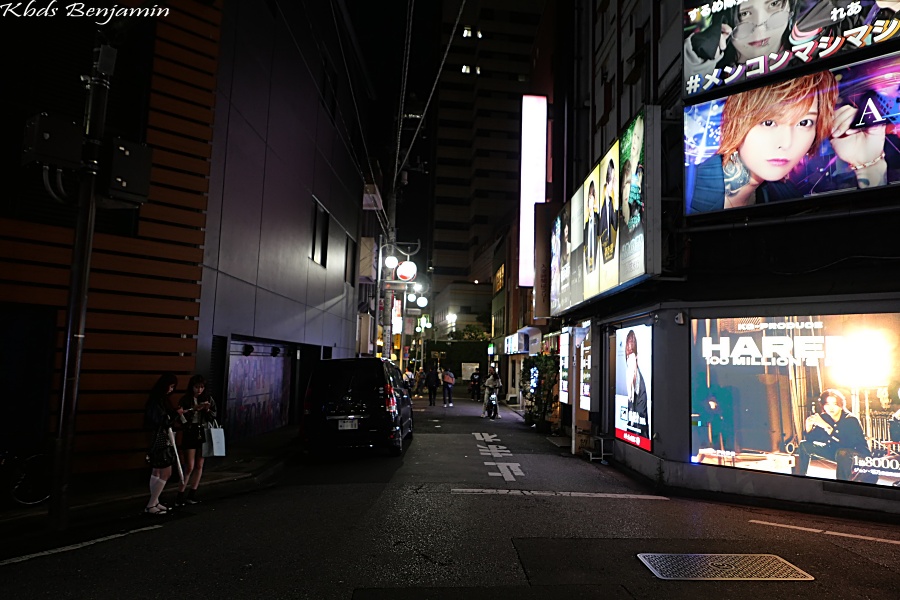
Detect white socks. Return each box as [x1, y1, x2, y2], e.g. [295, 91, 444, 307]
[148, 475, 166, 506]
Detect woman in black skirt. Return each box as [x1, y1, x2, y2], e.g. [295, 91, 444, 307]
[144, 373, 178, 515]
[175, 374, 217, 506]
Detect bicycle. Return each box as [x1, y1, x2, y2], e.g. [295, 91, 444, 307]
[1, 449, 51, 506]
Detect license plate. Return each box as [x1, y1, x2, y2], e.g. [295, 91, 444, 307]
[338, 419, 358, 430]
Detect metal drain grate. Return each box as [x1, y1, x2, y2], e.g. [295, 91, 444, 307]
[637, 553, 814, 581]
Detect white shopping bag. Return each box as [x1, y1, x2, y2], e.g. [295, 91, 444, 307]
[202, 421, 226, 457]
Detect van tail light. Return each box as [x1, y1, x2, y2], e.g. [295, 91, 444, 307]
[384, 384, 397, 413]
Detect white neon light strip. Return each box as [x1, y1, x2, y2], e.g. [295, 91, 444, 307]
[519, 95, 547, 288]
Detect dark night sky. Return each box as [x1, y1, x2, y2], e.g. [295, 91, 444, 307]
[345, 0, 439, 263]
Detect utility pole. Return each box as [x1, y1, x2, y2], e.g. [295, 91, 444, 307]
[49, 38, 115, 532]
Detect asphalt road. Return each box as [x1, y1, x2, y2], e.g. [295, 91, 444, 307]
[2, 399, 899, 599]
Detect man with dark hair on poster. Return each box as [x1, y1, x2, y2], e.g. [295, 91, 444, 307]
[794, 389, 872, 481]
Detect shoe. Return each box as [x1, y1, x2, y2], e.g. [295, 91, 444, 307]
[144, 504, 168, 515]
[449, 403, 453, 407]
[175, 494, 186, 507]
[184, 497, 200, 505]
[443, 404, 447, 407]
[481, 413, 485, 418]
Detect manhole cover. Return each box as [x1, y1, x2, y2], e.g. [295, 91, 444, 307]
[637, 553, 814, 581]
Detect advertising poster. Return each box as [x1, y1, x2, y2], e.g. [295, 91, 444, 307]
[550, 211, 561, 315]
[615, 324, 653, 450]
[685, 50, 900, 215]
[559, 332, 570, 404]
[618, 111, 646, 283]
[691, 313, 900, 487]
[581, 164, 602, 299]
[682, 0, 900, 99]
[580, 324, 592, 411]
[569, 189, 584, 312]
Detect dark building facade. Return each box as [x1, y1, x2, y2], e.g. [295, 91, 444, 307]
[527, 1, 900, 513]
[0, 0, 373, 472]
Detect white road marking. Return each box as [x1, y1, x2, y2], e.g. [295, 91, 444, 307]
[749, 520, 823, 533]
[0, 525, 163, 567]
[750, 520, 900, 545]
[473, 433, 500, 443]
[478, 444, 512, 458]
[822, 531, 900, 545]
[484, 462, 524, 481]
[452, 488, 668, 500]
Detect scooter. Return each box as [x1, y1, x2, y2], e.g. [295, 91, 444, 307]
[486, 391, 499, 420]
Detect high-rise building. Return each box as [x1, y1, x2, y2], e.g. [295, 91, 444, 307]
[429, 0, 545, 338]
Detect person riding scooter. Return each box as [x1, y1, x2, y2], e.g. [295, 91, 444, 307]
[482, 367, 502, 419]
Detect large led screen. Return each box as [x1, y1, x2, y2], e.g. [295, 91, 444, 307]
[682, 0, 900, 99]
[615, 324, 653, 451]
[691, 313, 900, 487]
[685, 50, 900, 215]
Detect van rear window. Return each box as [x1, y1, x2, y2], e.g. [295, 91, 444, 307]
[311, 360, 383, 394]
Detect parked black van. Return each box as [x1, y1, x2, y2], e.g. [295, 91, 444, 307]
[301, 358, 413, 456]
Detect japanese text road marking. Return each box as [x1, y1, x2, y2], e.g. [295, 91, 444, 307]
[484, 462, 524, 481]
[478, 444, 512, 458]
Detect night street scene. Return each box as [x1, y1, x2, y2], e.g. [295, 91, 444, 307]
[3, 1, 900, 598]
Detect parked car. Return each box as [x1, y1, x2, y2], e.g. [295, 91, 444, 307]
[301, 358, 413, 456]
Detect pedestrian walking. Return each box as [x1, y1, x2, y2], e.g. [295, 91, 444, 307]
[442, 367, 455, 407]
[424, 366, 440, 406]
[175, 374, 218, 506]
[143, 373, 179, 515]
[414, 367, 425, 395]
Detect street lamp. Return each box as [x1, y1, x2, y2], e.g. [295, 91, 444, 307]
[373, 238, 420, 363]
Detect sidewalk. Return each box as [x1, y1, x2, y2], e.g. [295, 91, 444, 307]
[0, 424, 303, 539]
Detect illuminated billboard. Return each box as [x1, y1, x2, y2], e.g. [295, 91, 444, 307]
[682, 0, 900, 99]
[685, 50, 900, 215]
[549, 111, 650, 316]
[559, 331, 570, 405]
[615, 324, 653, 451]
[691, 313, 900, 487]
[580, 323, 592, 411]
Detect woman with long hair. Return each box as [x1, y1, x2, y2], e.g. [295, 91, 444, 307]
[143, 372, 178, 515]
[175, 374, 218, 506]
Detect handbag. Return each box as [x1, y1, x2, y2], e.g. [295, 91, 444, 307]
[202, 419, 226, 457]
[146, 427, 176, 468]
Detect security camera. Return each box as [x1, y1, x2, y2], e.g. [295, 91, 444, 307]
[674, 312, 685, 325]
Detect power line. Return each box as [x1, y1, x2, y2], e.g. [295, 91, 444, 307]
[393, 0, 467, 190]
[328, 0, 392, 239]
[393, 0, 415, 181]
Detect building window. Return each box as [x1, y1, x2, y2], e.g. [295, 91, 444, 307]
[344, 236, 356, 285]
[463, 26, 472, 37]
[461, 65, 471, 74]
[494, 264, 505, 293]
[312, 204, 328, 266]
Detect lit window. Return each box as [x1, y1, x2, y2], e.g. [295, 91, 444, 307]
[476, 66, 481, 75]
[461, 65, 471, 74]
[477, 30, 483, 38]
[463, 27, 472, 38]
